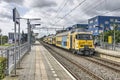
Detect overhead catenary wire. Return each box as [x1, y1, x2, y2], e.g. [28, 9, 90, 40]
[79, 1, 120, 23]
[54, 0, 86, 25]
[57, 0, 105, 27]
[57, 0, 108, 28]
[40, 0, 69, 32]
[52, 0, 120, 29]
[54, 0, 69, 19]
[71, 0, 105, 23]
[53, 0, 69, 27]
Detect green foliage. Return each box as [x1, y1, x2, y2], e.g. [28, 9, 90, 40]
[0, 36, 8, 45]
[0, 57, 7, 79]
[100, 30, 120, 43]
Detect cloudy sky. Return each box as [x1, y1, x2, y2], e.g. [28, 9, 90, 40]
[0, 0, 120, 37]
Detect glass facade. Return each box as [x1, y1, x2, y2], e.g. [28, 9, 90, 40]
[88, 16, 120, 35]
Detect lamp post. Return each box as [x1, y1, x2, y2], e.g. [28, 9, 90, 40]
[30, 23, 41, 45]
[17, 18, 41, 51]
[27, 19, 41, 51]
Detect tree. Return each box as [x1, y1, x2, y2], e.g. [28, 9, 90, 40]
[0, 35, 8, 45]
[101, 30, 120, 43]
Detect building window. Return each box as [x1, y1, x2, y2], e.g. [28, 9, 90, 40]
[110, 19, 114, 22]
[100, 24, 103, 27]
[90, 20, 93, 23]
[110, 24, 113, 30]
[93, 25, 95, 28]
[105, 21, 109, 24]
[115, 19, 118, 22]
[95, 19, 98, 22]
[89, 26, 92, 29]
[91, 31, 93, 34]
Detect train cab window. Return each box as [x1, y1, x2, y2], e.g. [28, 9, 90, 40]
[76, 34, 93, 40]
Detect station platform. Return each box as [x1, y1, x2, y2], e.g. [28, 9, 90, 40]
[95, 47, 120, 62]
[3, 41, 75, 80]
[95, 47, 120, 57]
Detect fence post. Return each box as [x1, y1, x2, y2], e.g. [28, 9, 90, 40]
[6, 49, 9, 75]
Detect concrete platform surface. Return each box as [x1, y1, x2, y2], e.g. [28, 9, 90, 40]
[3, 41, 75, 80]
[95, 47, 120, 57]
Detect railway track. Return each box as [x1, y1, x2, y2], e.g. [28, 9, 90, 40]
[83, 56, 120, 72]
[43, 43, 104, 80]
[41, 41, 120, 80]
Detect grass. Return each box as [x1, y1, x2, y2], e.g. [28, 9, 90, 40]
[0, 43, 14, 46]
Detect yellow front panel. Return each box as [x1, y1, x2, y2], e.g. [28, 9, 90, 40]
[75, 40, 94, 49]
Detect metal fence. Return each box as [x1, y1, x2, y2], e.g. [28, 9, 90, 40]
[100, 42, 120, 51]
[0, 42, 29, 75]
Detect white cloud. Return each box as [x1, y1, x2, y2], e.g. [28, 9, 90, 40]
[0, 2, 12, 21]
[24, 0, 57, 8]
[1, 0, 120, 37]
[2, 0, 24, 5]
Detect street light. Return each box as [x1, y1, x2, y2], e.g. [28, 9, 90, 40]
[17, 18, 41, 51]
[30, 23, 41, 44]
[31, 24, 41, 29]
[27, 19, 41, 51]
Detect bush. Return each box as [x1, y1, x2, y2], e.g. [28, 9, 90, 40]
[0, 57, 7, 79]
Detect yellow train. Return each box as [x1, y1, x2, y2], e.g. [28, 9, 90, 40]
[43, 29, 95, 55]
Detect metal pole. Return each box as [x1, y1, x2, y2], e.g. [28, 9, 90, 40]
[14, 21, 17, 75]
[30, 25, 31, 46]
[102, 27, 104, 48]
[1, 34, 2, 45]
[113, 24, 116, 50]
[7, 49, 9, 75]
[27, 19, 31, 51]
[18, 23, 21, 67]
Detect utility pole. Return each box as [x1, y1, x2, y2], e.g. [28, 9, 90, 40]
[102, 26, 105, 48]
[26, 19, 41, 51]
[113, 24, 116, 50]
[18, 22, 21, 67]
[27, 19, 31, 51]
[14, 18, 17, 75]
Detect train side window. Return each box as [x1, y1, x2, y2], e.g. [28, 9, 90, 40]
[64, 42, 67, 46]
[76, 35, 78, 39]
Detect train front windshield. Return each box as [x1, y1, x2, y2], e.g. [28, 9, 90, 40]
[76, 34, 93, 40]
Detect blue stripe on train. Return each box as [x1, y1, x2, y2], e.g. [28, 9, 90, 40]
[62, 36, 67, 48]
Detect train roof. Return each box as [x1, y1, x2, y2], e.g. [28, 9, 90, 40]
[74, 32, 92, 34]
[71, 28, 89, 32]
[56, 31, 70, 36]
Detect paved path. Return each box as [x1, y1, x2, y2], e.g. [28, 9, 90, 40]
[3, 41, 75, 80]
[35, 44, 48, 80]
